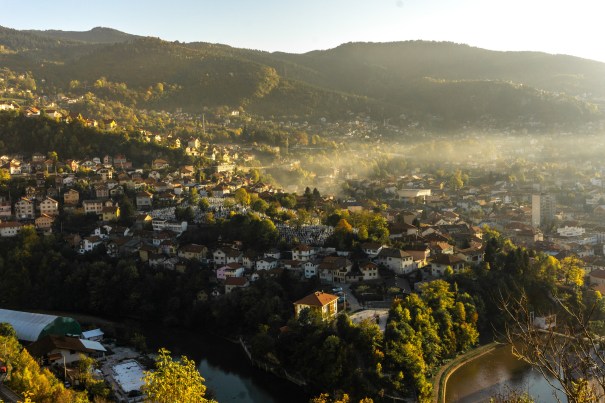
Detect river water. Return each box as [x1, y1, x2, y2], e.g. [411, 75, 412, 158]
[445, 344, 565, 402]
[142, 326, 309, 403]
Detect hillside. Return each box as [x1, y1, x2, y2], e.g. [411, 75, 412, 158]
[0, 26, 603, 127]
[24, 26, 139, 44]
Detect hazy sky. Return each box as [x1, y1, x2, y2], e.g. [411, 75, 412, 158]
[2, 0, 604, 62]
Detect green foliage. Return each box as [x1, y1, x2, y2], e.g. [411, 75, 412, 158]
[384, 280, 479, 401]
[142, 348, 215, 403]
[0, 322, 17, 338]
[0, 113, 189, 167]
[0, 333, 90, 402]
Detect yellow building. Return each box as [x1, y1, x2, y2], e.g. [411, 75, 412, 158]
[101, 206, 120, 222]
[293, 291, 338, 321]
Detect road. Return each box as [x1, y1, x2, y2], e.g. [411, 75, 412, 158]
[0, 383, 20, 403]
[341, 284, 362, 312]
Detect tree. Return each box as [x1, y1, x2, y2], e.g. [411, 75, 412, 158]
[501, 290, 605, 403]
[199, 197, 210, 212]
[234, 188, 251, 206]
[251, 198, 269, 213]
[0, 322, 16, 338]
[142, 348, 215, 403]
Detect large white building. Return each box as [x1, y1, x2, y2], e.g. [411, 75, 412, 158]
[557, 226, 585, 237]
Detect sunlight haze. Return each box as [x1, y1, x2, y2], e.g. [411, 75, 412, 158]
[1, 0, 604, 62]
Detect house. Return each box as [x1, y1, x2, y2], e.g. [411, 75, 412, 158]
[160, 239, 178, 256]
[136, 191, 153, 209]
[83, 200, 104, 215]
[81, 328, 104, 342]
[216, 263, 245, 280]
[458, 246, 485, 265]
[180, 166, 195, 179]
[44, 109, 63, 119]
[361, 242, 383, 258]
[256, 257, 279, 271]
[151, 219, 187, 234]
[319, 256, 352, 284]
[63, 189, 80, 206]
[430, 254, 467, 277]
[39, 197, 59, 216]
[15, 197, 34, 219]
[101, 206, 120, 222]
[242, 251, 259, 269]
[0, 201, 12, 218]
[225, 277, 249, 294]
[376, 248, 414, 275]
[103, 119, 117, 130]
[213, 247, 243, 266]
[430, 241, 455, 255]
[360, 261, 380, 281]
[403, 247, 431, 268]
[303, 259, 320, 279]
[26, 335, 106, 365]
[292, 244, 316, 261]
[64, 159, 80, 173]
[264, 248, 281, 260]
[35, 214, 54, 232]
[178, 244, 208, 261]
[0, 222, 23, 237]
[152, 159, 170, 170]
[282, 259, 303, 272]
[187, 138, 201, 149]
[95, 184, 110, 199]
[293, 291, 338, 321]
[79, 236, 104, 254]
[139, 244, 158, 262]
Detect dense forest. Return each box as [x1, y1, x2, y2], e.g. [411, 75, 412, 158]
[1, 25, 603, 126]
[0, 112, 191, 167]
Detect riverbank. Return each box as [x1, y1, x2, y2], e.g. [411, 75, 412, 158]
[432, 341, 503, 403]
[29, 309, 310, 403]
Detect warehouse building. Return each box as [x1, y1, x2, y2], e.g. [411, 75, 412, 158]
[0, 309, 81, 343]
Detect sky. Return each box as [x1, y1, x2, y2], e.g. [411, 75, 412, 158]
[2, 0, 604, 62]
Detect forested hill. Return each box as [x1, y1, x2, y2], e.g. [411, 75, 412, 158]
[0, 25, 604, 127]
[0, 112, 189, 167]
[24, 26, 140, 44]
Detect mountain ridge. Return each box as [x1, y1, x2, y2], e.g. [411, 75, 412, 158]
[0, 25, 603, 128]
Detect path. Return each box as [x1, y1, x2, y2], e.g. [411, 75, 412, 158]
[0, 383, 20, 403]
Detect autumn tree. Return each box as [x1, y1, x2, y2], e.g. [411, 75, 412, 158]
[501, 290, 605, 403]
[142, 348, 215, 403]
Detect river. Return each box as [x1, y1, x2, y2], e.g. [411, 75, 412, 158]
[142, 326, 310, 403]
[445, 344, 565, 402]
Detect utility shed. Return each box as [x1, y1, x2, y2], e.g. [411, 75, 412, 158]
[0, 309, 82, 342]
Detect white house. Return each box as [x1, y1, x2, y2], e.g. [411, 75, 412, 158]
[213, 247, 243, 266]
[79, 236, 104, 254]
[256, 257, 279, 271]
[303, 260, 320, 278]
[0, 222, 23, 237]
[375, 248, 414, 275]
[361, 242, 383, 258]
[15, 197, 34, 219]
[292, 244, 316, 261]
[82, 200, 104, 215]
